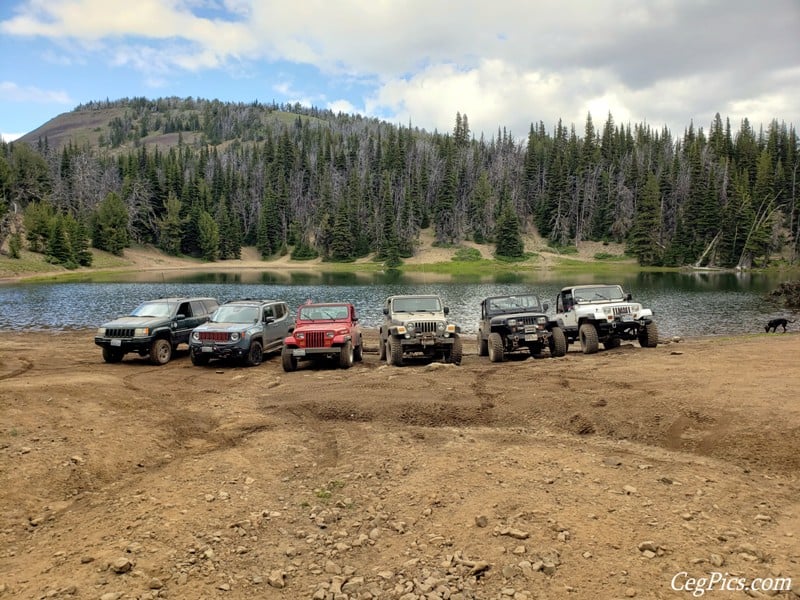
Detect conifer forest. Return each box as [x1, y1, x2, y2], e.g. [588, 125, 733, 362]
[0, 97, 798, 269]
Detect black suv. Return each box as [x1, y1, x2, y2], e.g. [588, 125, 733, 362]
[189, 299, 294, 366]
[477, 294, 566, 362]
[95, 297, 219, 365]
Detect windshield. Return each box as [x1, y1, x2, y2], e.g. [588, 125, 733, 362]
[298, 305, 350, 321]
[487, 295, 541, 312]
[130, 302, 174, 318]
[574, 285, 625, 302]
[392, 297, 442, 313]
[211, 305, 259, 324]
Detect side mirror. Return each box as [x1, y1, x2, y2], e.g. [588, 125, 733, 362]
[382, 307, 389, 315]
[265, 316, 275, 324]
[352, 316, 358, 323]
[176, 313, 186, 320]
[626, 293, 632, 301]
[543, 303, 549, 312]
[444, 306, 450, 315]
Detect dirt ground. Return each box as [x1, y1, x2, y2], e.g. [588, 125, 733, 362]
[1, 330, 799, 600]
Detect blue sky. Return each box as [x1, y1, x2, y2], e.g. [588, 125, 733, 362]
[1, 0, 799, 143]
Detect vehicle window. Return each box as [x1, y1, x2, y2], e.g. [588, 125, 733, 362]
[263, 305, 275, 320]
[212, 305, 259, 323]
[299, 305, 349, 320]
[202, 300, 219, 314]
[190, 301, 206, 316]
[276, 304, 286, 318]
[393, 297, 441, 312]
[130, 302, 173, 318]
[177, 302, 192, 317]
[574, 286, 624, 302]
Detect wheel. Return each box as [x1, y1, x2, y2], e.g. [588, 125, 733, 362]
[387, 337, 403, 366]
[149, 338, 172, 365]
[190, 347, 210, 366]
[488, 332, 504, 362]
[378, 335, 386, 360]
[448, 334, 463, 365]
[477, 334, 488, 357]
[579, 323, 599, 354]
[102, 347, 123, 363]
[339, 340, 354, 369]
[281, 348, 297, 372]
[638, 321, 659, 348]
[604, 337, 621, 350]
[245, 340, 263, 366]
[549, 326, 567, 357]
[354, 337, 364, 362]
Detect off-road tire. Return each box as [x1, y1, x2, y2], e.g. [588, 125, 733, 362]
[190, 347, 210, 366]
[102, 347, 123, 363]
[448, 334, 463, 365]
[387, 337, 403, 366]
[603, 337, 621, 350]
[354, 337, 363, 362]
[549, 326, 567, 357]
[281, 348, 297, 372]
[339, 340, 354, 369]
[488, 332, 504, 362]
[150, 338, 172, 365]
[638, 321, 659, 348]
[579, 323, 599, 354]
[378, 335, 386, 360]
[245, 340, 263, 366]
[477, 335, 489, 357]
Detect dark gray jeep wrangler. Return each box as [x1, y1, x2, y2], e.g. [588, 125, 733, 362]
[95, 297, 219, 365]
[477, 294, 567, 362]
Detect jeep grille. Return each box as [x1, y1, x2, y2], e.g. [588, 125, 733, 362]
[612, 306, 632, 316]
[106, 328, 134, 338]
[515, 316, 540, 326]
[305, 331, 326, 348]
[198, 331, 229, 342]
[410, 321, 439, 334]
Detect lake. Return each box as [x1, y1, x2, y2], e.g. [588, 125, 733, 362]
[0, 269, 795, 338]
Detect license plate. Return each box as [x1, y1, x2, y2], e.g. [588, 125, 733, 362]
[110, 339, 121, 347]
[524, 334, 537, 342]
[621, 315, 634, 322]
[293, 348, 306, 357]
[201, 346, 213, 353]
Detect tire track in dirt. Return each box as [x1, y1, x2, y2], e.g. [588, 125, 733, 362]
[0, 356, 33, 381]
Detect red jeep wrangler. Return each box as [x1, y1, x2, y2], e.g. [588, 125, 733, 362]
[281, 302, 363, 371]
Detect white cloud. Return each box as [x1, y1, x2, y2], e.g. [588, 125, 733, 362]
[1, 0, 798, 137]
[1, 132, 24, 142]
[0, 81, 72, 104]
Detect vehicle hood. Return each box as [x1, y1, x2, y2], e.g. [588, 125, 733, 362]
[489, 311, 547, 321]
[193, 321, 251, 332]
[294, 322, 352, 333]
[101, 316, 168, 329]
[394, 311, 447, 322]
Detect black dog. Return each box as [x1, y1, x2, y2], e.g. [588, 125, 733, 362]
[765, 318, 795, 333]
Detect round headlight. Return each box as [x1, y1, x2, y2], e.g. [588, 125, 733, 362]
[230, 332, 240, 341]
[192, 331, 200, 340]
[537, 316, 547, 324]
[296, 332, 305, 340]
[437, 322, 445, 332]
[508, 319, 517, 327]
[406, 323, 415, 333]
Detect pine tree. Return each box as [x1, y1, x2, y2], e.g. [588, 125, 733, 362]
[197, 210, 219, 261]
[626, 173, 662, 265]
[329, 200, 355, 262]
[46, 214, 73, 266]
[494, 200, 524, 259]
[157, 192, 186, 255]
[92, 192, 129, 256]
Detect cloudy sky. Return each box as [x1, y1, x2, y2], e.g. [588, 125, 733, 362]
[1, 0, 798, 143]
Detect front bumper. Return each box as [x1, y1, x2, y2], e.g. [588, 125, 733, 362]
[189, 342, 248, 359]
[286, 345, 341, 358]
[95, 337, 152, 353]
[398, 334, 455, 349]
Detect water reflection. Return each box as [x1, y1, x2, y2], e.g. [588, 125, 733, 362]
[0, 269, 795, 337]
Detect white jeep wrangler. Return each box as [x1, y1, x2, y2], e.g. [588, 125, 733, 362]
[553, 284, 658, 354]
